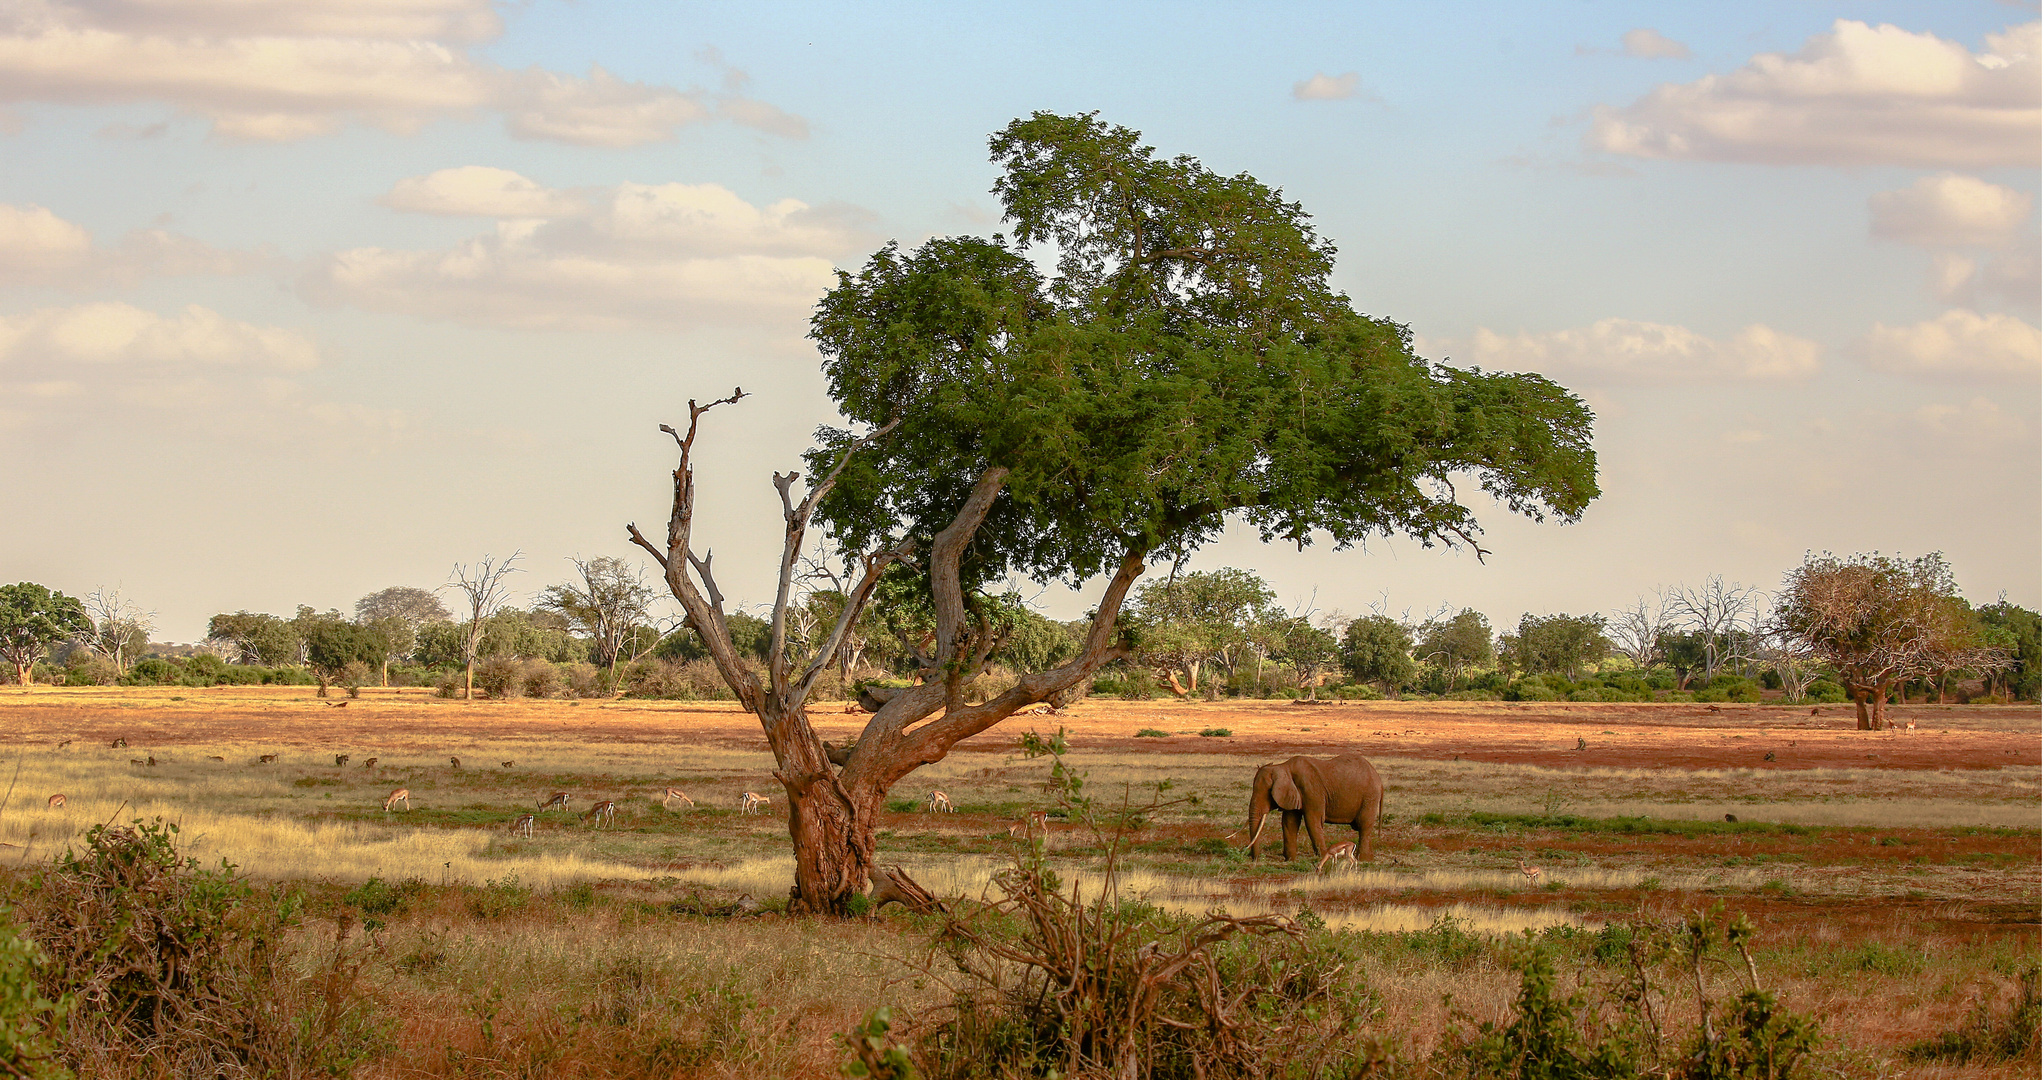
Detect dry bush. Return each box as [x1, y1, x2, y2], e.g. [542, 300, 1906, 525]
[8, 819, 384, 1077]
[961, 664, 1019, 704]
[564, 662, 604, 698]
[620, 658, 748, 700]
[475, 655, 525, 699]
[521, 659, 561, 699]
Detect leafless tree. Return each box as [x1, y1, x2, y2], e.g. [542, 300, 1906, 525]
[1667, 576, 1761, 684]
[1607, 591, 1673, 671]
[444, 552, 522, 700]
[1752, 605, 1823, 703]
[627, 393, 1144, 913]
[83, 586, 154, 673]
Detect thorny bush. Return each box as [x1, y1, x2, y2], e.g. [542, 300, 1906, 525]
[9, 818, 385, 1078]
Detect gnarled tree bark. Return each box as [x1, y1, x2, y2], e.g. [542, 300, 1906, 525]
[629, 394, 1143, 913]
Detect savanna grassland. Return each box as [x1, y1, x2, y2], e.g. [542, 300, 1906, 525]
[0, 684, 2037, 1079]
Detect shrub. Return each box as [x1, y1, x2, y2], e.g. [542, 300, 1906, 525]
[1198, 727, 1232, 738]
[62, 654, 117, 687]
[338, 660, 374, 692]
[564, 662, 605, 698]
[14, 819, 384, 1075]
[519, 659, 560, 699]
[434, 670, 463, 698]
[1507, 678, 1560, 702]
[1804, 680, 1847, 704]
[465, 875, 532, 920]
[1332, 683, 1385, 700]
[1903, 963, 2039, 1065]
[474, 655, 525, 698]
[0, 911, 68, 1080]
[1134, 728, 1169, 738]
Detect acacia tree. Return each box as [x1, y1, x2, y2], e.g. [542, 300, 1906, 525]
[1778, 552, 1993, 730]
[0, 583, 89, 685]
[204, 612, 299, 666]
[1128, 568, 1274, 694]
[537, 556, 657, 678]
[628, 112, 1598, 913]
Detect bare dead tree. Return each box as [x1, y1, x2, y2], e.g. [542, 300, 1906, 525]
[83, 586, 155, 673]
[444, 552, 522, 701]
[1608, 590, 1673, 672]
[1667, 576, 1762, 684]
[628, 393, 1145, 913]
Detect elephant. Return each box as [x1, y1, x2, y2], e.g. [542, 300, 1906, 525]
[1243, 754, 1384, 863]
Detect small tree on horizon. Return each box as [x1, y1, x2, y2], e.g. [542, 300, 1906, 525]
[445, 553, 521, 700]
[628, 112, 1599, 913]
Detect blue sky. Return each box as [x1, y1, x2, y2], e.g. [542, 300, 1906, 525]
[0, 0, 2036, 641]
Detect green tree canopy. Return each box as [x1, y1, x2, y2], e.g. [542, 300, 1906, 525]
[1514, 612, 1610, 680]
[205, 611, 300, 666]
[0, 582, 89, 685]
[1417, 609, 1494, 690]
[1974, 600, 2041, 700]
[808, 112, 1598, 601]
[1342, 615, 1416, 693]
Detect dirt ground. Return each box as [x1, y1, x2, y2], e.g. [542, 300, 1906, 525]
[4, 685, 2036, 773]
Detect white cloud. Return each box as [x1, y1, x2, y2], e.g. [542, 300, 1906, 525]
[0, 302, 318, 370]
[74, 0, 504, 41]
[1928, 250, 2041, 310]
[382, 166, 588, 218]
[1456, 318, 1821, 384]
[1913, 396, 2029, 447]
[0, 2, 801, 145]
[1292, 72, 1361, 101]
[1870, 173, 2033, 247]
[307, 177, 874, 330]
[1589, 19, 2040, 166]
[1622, 29, 1691, 60]
[0, 201, 259, 286]
[1857, 309, 2041, 378]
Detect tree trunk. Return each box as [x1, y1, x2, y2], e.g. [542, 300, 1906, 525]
[784, 774, 882, 914]
[1185, 659, 1202, 695]
[11, 660, 29, 686]
[464, 659, 474, 701]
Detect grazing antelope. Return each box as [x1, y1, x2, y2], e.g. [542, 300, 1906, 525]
[1316, 842, 1358, 872]
[1515, 857, 1542, 886]
[511, 813, 536, 838]
[585, 800, 618, 828]
[146, 756, 157, 767]
[740, 792, 769, 815]
[383, 788, 412, 812]
[257, 754, 276, 764]
[448, 756, 462, 769]
[1903, 719, 1916, 733]
[110, 738, 126, 749]
[928, 790, 956, 813]
[129, 758, 145, 766]
[207, 755, 225, 762]
[1008, 810, 1050, 839]
[662, 788, 694, 810]
[324, 700, 348, 708]
[362, 757, 378, 769]
[538, 792, 571, 811]
[55, 740, 71, 750]
[334, 754, 350, 767]
[500, 760, 514, 769]
[47, 793, 64, 809]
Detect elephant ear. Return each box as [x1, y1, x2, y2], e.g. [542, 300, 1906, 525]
[1271, 770, 1304, 811]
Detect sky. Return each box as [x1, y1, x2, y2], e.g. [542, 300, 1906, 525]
[0, 0, 2037, 643]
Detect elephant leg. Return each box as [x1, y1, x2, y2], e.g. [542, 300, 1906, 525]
[1358, 790, 1383, 861]
[1280, 810, 1302, 861]
[1302, 810, 1332, 862]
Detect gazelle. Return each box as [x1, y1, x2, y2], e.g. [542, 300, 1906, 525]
[47, 793, 64, 809]
[257, 754, 276, 764]
[207, 755, 226, 762]
[449, 756, 461, 769]
[500, 760, 515, 768]
[1008, 810, 1050, 838]
[928, 790, 956, 813]
[1515, 857, 1541, 886]
[362, 757, 378, 769]
[538, 791, 571, 812]
[740, 792, 769, 815]
[383, 788, 412, 812]
[1316, 842, 1358, 872]
[511, 813, 536, 838]
[585, 800, 618, 828]
[662, 788, 694, 810]
[334, 754, 350, 767]
[110, 738, 126, 749]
